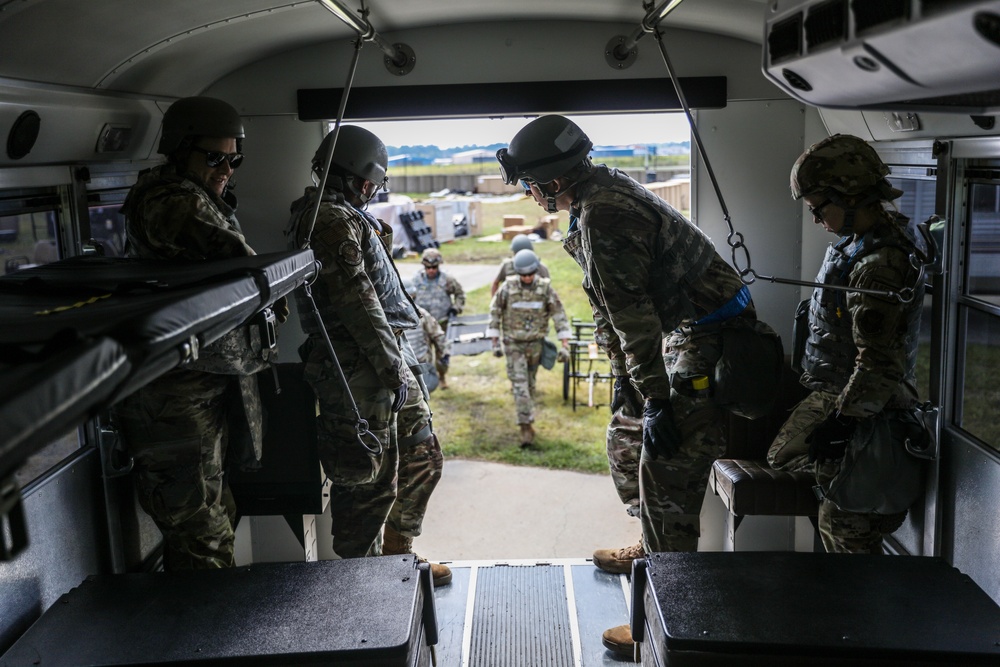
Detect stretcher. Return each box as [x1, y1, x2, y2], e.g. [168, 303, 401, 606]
[0, 251, 315, 556]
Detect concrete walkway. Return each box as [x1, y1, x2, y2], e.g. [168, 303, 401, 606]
[414, 459, 641, 561]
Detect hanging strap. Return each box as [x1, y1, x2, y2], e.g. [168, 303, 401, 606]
[649, 28, 929, 304]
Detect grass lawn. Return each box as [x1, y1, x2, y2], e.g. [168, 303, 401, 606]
[405, 194, 617, 474]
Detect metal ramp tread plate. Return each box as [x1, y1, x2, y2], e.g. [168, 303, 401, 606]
[433, 559, 631, 667]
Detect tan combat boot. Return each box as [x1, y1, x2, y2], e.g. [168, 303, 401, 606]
[602, 624, 639, 662]
[382, 525, 453, 587]
[592, 540, 644, 575]
[518, 423, 536, 448]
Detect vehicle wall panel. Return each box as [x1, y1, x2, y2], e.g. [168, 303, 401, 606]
[0, 451, 107, 653]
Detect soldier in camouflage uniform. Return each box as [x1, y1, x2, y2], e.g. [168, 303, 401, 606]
[767, 134, 925, 554]
[286, 125, 419, 559]
[487, 249, 571, 447]
[499, 115, 766, 658]
[401, 278, 450, 393]
[114, 96, 286, 571]
[490, 234, 550, 296]
[385, 336, 451, 585]
[411, 248, 465, 389]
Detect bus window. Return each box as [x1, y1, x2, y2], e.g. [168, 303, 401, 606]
[956, 181, 1000, 452]
[888, 174, 937, 403]
[87, 204, 127, 257]
[0, 210, 59, 275]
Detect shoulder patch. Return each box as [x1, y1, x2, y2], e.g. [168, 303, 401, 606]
[338, 239, 364, 266]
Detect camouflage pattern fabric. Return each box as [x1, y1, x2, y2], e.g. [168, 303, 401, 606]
[412, 268, 466, 323]
[404, 305, 449, 387]
[563, 165, 756, 553]
[606, 409, 642, 517]
[487, 276, 571, 424]
[289, 192, 418, 558]
[769, 213, 922, 553]
[768, 391, 906, 553]
[304, 339, 398, 558]
[387, 365, 443, 538]
[114, 369, 237, 570]
[115, 163, 264, 570]
[504, 339, 543, 424]
[640, 329, 728, 552]
[493, 256, 550, 284]
[789, 134, 897, 200]
[800, 217, 923, 417]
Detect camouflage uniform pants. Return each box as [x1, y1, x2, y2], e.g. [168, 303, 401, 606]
[606, 409, 642, 518]
[639, 328, 727, 553]
[113, 368, 237, 571]
[388, 366, 443, 538]
[305, 339, 398, 559]
[768, 390, 907, 554]
[503, 338, 543, 424]
[435, 319, 450, 379]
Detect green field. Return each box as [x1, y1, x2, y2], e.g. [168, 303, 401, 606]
[406, 195, 616, 474]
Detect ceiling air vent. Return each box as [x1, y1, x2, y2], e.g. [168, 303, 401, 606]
[767, 13, 803, 65]
[804, 0, 848, 50]
[762, 0, 1000, 112]
[853, 0, 910, 37]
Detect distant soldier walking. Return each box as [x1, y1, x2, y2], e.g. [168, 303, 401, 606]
[411, 247, 465, 389]
[487, 249, 571, 447]
[490, 233, 549, 296]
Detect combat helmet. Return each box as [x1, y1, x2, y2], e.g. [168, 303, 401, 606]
[790, 134, 902, 202]
[421, 247, 443, 267]
[496, 115, 593, 185]
[312, 125, 388, 187]
[158, 97, 244, 155]
[510, 234, 533, 254]
[513, 249, 540, 275]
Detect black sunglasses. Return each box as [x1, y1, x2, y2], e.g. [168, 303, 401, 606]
[191, 145, 244, 169]
[807, 198, 833, 221]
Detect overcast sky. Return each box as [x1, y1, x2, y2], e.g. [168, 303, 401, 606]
[353, 112, 691, 149]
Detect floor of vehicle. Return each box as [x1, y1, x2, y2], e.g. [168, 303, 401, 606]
[433, 558, 631, 667]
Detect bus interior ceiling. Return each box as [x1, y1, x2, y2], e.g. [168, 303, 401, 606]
[2, 0, 1000, 663]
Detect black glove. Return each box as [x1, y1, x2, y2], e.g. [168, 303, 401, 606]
[493, 341, 503, 358]
[642, 398, 682, 460]
[447, 307, 459, 318]
[611, 376, 643, 417]
[391, 382, 408, 412]
[806, 411, 856, 463]
[440, 354, 450, 369]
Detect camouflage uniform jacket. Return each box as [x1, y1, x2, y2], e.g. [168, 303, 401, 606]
[565, 165, 748, 400]
[405, 305, 449, 367]
[412, 268, 466, 322]
[494, 257, 550, 284]
[120, 163, 267, 458]
[801, 213, 923, 417]
[486, 276, 571, 343]
[287, 187, 418, 391]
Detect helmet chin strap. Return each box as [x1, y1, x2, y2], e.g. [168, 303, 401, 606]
[542, 181, 575, 213]
[831, 191, 878, 237]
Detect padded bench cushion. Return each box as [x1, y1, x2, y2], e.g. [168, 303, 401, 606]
[710, 458, 818, 517]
